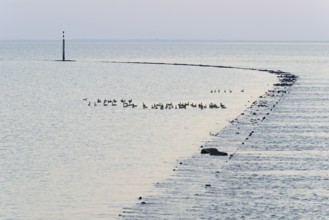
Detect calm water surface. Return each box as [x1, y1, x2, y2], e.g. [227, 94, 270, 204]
[0, 41, 328, 219]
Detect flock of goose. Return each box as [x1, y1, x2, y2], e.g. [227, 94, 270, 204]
[82, 89, 247, 110]
[83, 98, 227, 110]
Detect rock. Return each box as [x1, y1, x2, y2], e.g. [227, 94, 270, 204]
[201, 148, 217, 154]
[200, 148, 228, 156]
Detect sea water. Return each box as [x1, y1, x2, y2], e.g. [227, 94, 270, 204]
[120, 42, 329, 219]
[0, 41, 328, 219]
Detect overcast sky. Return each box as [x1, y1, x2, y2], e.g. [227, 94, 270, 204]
[1, 0, 328, 41]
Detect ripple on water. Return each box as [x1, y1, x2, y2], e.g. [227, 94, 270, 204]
[122, 74, 329, 219]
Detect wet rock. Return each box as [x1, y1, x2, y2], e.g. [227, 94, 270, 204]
[201, 148, 228, 156]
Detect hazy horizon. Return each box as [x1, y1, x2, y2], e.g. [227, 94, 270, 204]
[1, 0, 329, 41]
[1, 39, 329, 43]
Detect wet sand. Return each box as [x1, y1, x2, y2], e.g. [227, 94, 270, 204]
[119, 64, 329, 219]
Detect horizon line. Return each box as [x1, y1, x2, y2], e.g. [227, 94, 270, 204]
[0, 38, 328, 43]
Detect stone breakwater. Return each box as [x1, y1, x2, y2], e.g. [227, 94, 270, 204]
[115, 63, 329, 219]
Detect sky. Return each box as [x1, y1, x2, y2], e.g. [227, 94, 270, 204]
[1, 0, 329, 41]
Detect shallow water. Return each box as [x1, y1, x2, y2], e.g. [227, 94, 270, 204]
[0, 41, 282, 219]
[117, 42, 329, 219]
